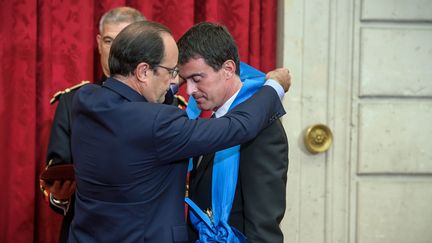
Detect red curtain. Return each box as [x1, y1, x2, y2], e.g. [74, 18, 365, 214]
[0, 0, 276, 242]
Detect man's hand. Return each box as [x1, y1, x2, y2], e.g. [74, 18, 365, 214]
[40, 179, 76, 200]
[266, 68, 291, 92]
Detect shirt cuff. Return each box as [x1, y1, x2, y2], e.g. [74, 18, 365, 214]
[264, 79, 285, 100]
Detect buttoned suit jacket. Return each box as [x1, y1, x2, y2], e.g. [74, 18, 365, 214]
[188, 119, 288, 243]
[68, 78, 285, 243]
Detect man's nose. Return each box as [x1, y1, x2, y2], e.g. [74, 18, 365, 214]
[186, 80, 197, 96]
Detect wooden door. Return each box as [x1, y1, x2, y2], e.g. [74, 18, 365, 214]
[278, 0, 432, 242]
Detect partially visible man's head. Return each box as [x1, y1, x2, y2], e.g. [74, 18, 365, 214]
[178, 22, 240, 75]
[97, 7, 146, 77]
[109, 21, 179, 104]
[177, 22, 241, 111]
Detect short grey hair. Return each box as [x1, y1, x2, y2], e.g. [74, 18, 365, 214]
[99, 6, 146, 33]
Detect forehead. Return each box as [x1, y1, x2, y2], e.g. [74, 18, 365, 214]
[179, 57, 212, 73]
[101, 22, 132, 37]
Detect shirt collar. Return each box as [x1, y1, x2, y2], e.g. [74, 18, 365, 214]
[214, 89, 241, 118]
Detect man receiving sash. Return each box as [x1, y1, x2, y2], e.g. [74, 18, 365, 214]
[178, 22, 289, 243]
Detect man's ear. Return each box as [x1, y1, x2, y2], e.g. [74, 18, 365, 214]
[222, 60, 236, 79]
[136, 62, 151, 84]
[96, 34, 102, 55]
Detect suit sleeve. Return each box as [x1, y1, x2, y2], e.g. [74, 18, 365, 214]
[153, 86, 286, 163]
[240, 119, 288, 243]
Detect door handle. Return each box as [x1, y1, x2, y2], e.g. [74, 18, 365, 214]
[304, 124, 333, 154]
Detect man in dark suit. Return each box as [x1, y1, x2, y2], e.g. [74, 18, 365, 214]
[69, 21, 290, 242]
[177, 22, 289, 242]
[39, 7, 147, 243]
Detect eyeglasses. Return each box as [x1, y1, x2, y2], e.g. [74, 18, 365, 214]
[154, 64, 179, 79]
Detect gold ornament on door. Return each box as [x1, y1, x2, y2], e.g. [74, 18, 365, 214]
[304, 124, 333, 154]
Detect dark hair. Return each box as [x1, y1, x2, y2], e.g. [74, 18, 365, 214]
[177, 22, 240, 75]
[109, 21, 172, 76]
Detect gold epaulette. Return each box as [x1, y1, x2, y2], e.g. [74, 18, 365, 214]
[50, 80, 91, 104]
[175, 95, 188, 107]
